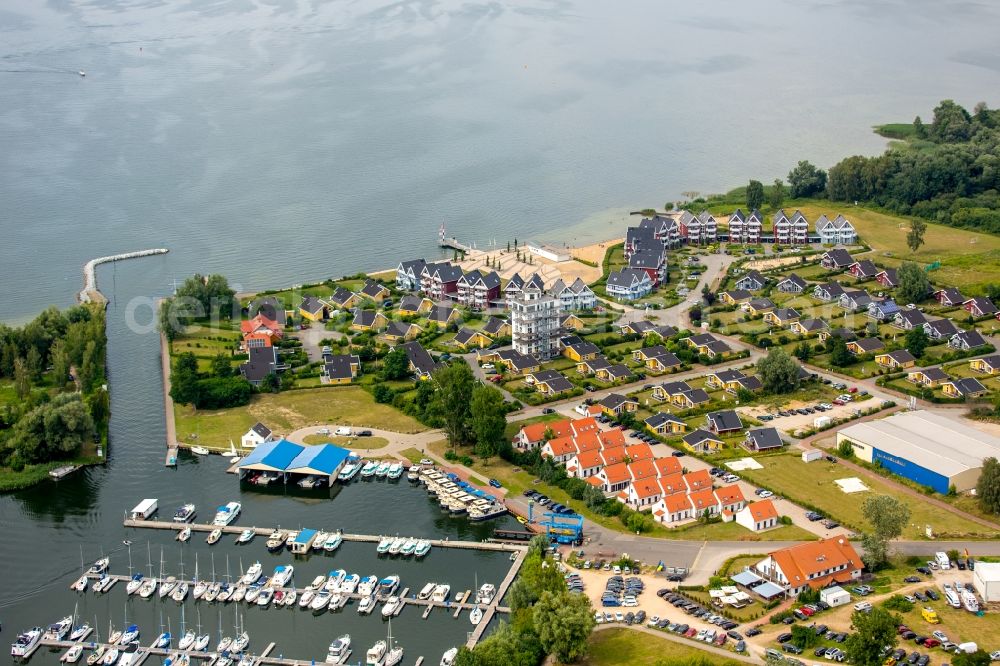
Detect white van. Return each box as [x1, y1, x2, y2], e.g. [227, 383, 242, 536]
[853, 601, 872, 612]
[935, 552, 951, 569]
[335, 426, 353, 437]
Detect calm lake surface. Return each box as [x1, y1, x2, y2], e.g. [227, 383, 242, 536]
[3, 0, 1000, 659]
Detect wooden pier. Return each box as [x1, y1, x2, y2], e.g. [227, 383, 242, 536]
[34, 637, 332, 666]
[466, 548, 527, 649]
[123, 518, 526, 554]
[452, 590, 470, 618]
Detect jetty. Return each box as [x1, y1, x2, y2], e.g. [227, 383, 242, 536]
[79, 248, 169, 304]
[466, 547, 527, 649]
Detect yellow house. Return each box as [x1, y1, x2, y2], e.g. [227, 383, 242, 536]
[645, 413, 687, 435]
[561, 314, 585, 331]
[359, 279, 390, 303]
[528, 370, 573, 396]
[970, 356, 1000, 375]
[719, 290, 752, 306]
[562, 338, 600, 363]
[874, 349, 916, 370]
[483, 317, 512, 338]
[350, 310, 389, 332]
[398, 296, 434, 316]
[298, 296, 327, 321]
[907, 367, 948, 387]
[672, 388, 710, 409]
[595, 364, 631, 382]
[329, 287, 359, 310]
[381, 321, 421, 343]
[744, 299, 775, 317]
[322, 354, 361, 385]
[427, 305, 459, 326]
[682, 430, 723, 454]
[452, 328, 492, 349]
[763, 308, 801, 327]
[646, 354, 680, 373]
[599, 393, 638, 416]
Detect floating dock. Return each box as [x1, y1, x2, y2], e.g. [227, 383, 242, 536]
[466, 548, 527, 649]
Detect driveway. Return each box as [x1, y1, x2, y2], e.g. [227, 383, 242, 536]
[298, 321, 335, 362]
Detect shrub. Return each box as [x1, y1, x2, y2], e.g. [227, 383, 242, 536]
[882, 595, 914, 612]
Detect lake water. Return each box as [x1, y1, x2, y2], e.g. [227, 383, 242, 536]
[3, 0, 1000, 659]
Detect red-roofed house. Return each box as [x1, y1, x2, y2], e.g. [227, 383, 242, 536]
[566, 450, 603, 479]
[570, 417, 600, 436]
[688, 488, 719, 518]
[735, 499, 780, 532]
[755, 537, 864, 596]
[594, 462, 631, 493]
[656, 473, 686, 496]
[624, 477, 664, 509]
[625, 443, 654, 462]
[654, 457, 682, 477]
[714, 484, 747, 519]
[683, 469, 712, 492]
[540, 436, 577, 463]
[513, 419, 572, 450]
[652, 492, 693, 524]
[598, 428, 627, 449]
[241, 314, 284, 349]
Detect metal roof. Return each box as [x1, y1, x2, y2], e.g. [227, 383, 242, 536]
[239, 439, 349, 475]
[239, 439, 303, 471]
[287, 444, 350, 475]
[839, 410, 1000, 477]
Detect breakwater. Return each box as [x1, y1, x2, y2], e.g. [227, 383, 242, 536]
[79, 248, 169, 303]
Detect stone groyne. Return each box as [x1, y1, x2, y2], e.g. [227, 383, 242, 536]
[79, 248, 169, 303]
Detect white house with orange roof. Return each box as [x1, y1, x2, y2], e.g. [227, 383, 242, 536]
[513, 419, 572, 450]
[565, 450, 604, 479]
[653, 456, 683, 477]
[755, 537, 864, 596]
[714, 484, 747, 519]
[624, 477, 665, 510]
[735, 499, 780, 532]
[593, 462, 632, 493]
[687, 488, 719, 519]
[653, 492, 694, 523]
[683, 469, 713, 492]
[540, 436, 580, 463]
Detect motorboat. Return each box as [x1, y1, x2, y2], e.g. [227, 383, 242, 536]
[358, 575, 378, 597]
[298, 589, 315, 609]
[357, 595, 376, 615]
[256, 588, 273, 607]
[194, 634, 210, 651]
[328, 591, 347, 610]
[244, 585, 261, 604]
[213, 502, 241, 527]
[265, 536, 284, 553]
[400, 538, 417, 557]
[241, 562, 262, 585]
[159, 576, 177, 598]
[70, 624, 91, 641]
[118, 642, 142, 666]
[62, 644, 84, 663]
[338, 461, 361, 482]
[207, 529, 222, 545]
[178, 631, 196, 651]
[324, 532, 343, 552]
[406, 466, 421, 482]
[154, 632, 171, 649]
[92, 576, 114, 593]
[232, 631, 250, 653]
[381, 596, 402, 617]
[71, 575, 88, 592]
[431, 584, 451, 603]
[12, 626, 42, 657]
[139, 577, 157, 598]
[119, 625, 140, 645]
[326, 635, 351, 665]
[307, 575, 326, 591]
[374, 462, 391, 478]
[236, 529, 255, 545]
[469, 503, 507, 521]
[88, 557, 110, 575]
[361, 461, 378, 478]
[283, 589, 297, 606]
[440, 647, 458, 666]
[176, 527, 191, 542]
[340, 573, 360, 594]
[311, 531, 329, 550]
[86, 645, 105, 666]
[171, 582, 189, 603]
[45, 616, 73, 641]
[414, 541, 431, 558]
[477, 583, 496, 604]
[378, 575, 400, 598]
[191, 446, 210, 456]
[386, 463, 403, 480]
[417, 583, 435, 600]
[173, 504, 197, 523]
[126, 573, 144, 595]
[387, 538, 405, 555]
[376, 538, 392, 555]
[284, 532, 298, 547]
[101, 647, 119, 665]
[365, 640, 386, 666]
[298, 476, 321, 489]
[325, 569, 347, 592]
[469, 606, 483, 625]
[237, 656, 253, 666]
[230, 585, 246, 603]
[270, 565, 294, 588]
[310, 590, 331, 611]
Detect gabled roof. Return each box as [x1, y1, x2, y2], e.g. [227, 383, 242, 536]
[738, 270, 766, 286]
[683, 469, 713, 491]
[746, 427, 783, 450]
[397, 295, 427, 312]
[399, 341, 438, 376]
[744, 499, 779, 523]
[453, 328, 487, 346]
[707, 410, 743, 431]
[878, 349, 916, 365]
[698, 210, 717, 224]
[715, 484, 745, 506]
[427, 304, 457, 324]
[851, 337, 885, 353]
[599, 393, 637, 410]
[796, 318, 829, 332]
[607, 268, 651, 289]
[875, 268, 898, 286]
[329, 287, 356, 307]
[505, 273, 525, 290]
[975, 355, 1000, 370]
[815, 281, 846, 298]
[850, 259, 879, 277]
[659, 380, 692, 395]
[910, 366, 948, 381]
[683, 489, 716, 512]
[896, 309, 927, 326]
[478, 271, 501, 290]
[398, 258, 427, 274]
[935, 287, 965, 304]
[299, 295, 325, 315]
[680, 388, 711, 405]
[822, 249, 854, 267]
[654, 457, 683, 477]
[569, 277, 592, 294]
[645, 412, 686, 429]
[721, 289, 753, 302]
[360, 279, 389, 298]
[534, 371, 573, 393]
[964, 297, 999, 314]
[777, 273, 807, 290]
[352, 309, 383, 327]
[518, 419, 572, 443]
[525, 273, 546, 291]
[948, 377, 988, 395]
[239, 438, 303, 471]
[323, 354, 359, 380]
[433, 263, 465, 283]
[384, 320, 418, 338]
[249, 422, 272, 439]
[767, 537, 863, 590]
[248, 296, 286, 325]
[770, 307, 801, 321]
[286, 443, 350, 475]
[240, 346, 278, 382]
[746, 297, 775, 311]
[925, 318, 959, 336]
[629, 248, 665, 270]
[683, 429, 722, 447]
[604, 364, 632, 379]
[482, 317, 509, 336]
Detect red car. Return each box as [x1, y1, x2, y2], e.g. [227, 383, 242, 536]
[798, 607, 815, 617]
[685, 627, 698, 638]
[923, 639, 940, 648]
[849, 387, 858, 393]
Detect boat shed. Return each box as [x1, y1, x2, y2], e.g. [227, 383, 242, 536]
[237, 439, 350, 487]
[290, 528, 318, 554]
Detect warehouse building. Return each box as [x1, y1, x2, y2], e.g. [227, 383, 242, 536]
[973, 562, 1000, 602]
[836, 410, 1000, 494]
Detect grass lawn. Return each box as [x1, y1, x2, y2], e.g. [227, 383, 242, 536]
[399, 447, 426, 464]
[737, 453, 997, 539]
[582, 628, 743, 666]
[892, 601, 1000, 652]
[503, 413, 567, 440]
[302, 434, 389, 449]
[793, 203, 1000, 293]
[174, 386, 426, 449]
[667, 520, 817, 542]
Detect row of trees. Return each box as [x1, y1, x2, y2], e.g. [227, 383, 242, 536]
[170, 352, 252, 410]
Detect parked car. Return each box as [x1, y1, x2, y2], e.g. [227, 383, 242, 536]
[489, 478, 502, 488]
[356, 430, 373, 437]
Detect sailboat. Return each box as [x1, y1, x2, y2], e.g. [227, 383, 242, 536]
[155, 612, 171, 649]
[193, 553, 208, 599]
[384, 618, 403, 666]
[72, 547, 89, 592]
[86, 621, 104, 665]
[194, 608, 210, 651]
[470, 572, 483, 625]
[178, 604, 195, 650]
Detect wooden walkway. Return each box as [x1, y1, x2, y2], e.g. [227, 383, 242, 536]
[466, 548, 527, 649]
[124, 518, 526, 553]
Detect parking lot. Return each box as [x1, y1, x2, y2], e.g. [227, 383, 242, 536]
[742, 383, 881, 436]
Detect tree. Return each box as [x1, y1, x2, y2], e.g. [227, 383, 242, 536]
[381, 348, 410, 381]
[746, 179, 765, 211]
[533, 590, 595, 663]
[769, 179, 786, 209]
[210, 353, 233, 378]
[756, 347, 800, 394]
[829, 336, 853, 367]
[897, 262, 930, 304]
[793, 341, 812, 361]
[954, 651, 992, 666]
[845, 607, 900, 666]
[13, 356, 30, 401]
[7, 393, 95, 463]
[904, 325, 929, 359]
[930, 99, 973, 143]
[470, 385, 506, 461]
[432, 361, 476, 446]
[913, 116, 927, 139]
[788, 160, 828, 198]
[837, 439, 854, 458]
[50, 339, 70, 390]
[791, 624, 820, 649]
[907, 219, 927, 253]
[977, 457, 1000, 514]
[701, 284, 716, 305]
[372, 383, 393, 404]
[861, 494, 911, 568]
[170, 352, 201, 405]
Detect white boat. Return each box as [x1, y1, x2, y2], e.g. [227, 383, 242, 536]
[310, 590, 331, 611]
[204, 582, 221, 602]
[298, 475, 321, 489]
[119, 625, 140, 645]
[307, 575, 326, 591]
[326, 635, 351, 665]
[357, 595, 376, 615]
[311, 531, 329, 550]
[12, 627, 42, 657]
[71, 575, 88, 592]
[431, 584, 450, 603]
[358, 575, 378, 597]
[376, 537, 392, 555]
[194, 634, 210, 651]
[231, 585, 246, 603]
[406, 466, 421, 482]
[386, 463, 403, 480]
[340, 574, 360, 594]
[237, 656, 253, 666]
[207, 529, 222, 545]
[269, 565, 294, 588]
[477, 583, 496, 604]
[62, 644, 84, 663]
[381, 596, 402, 617]
[216, 636, 232, 653]
[256, 588, 273, 607]
[387, 538, 405, 555]
[173, 504, 197, 523]
[213, 502, 241, 527]
[374, 462, 390, 478]
[234, 529, 253, 545]
[139, 577, 157, 598]
[126, 574, 144, 595]
[299, 589, 315, 609]
[361, 462, 378, 478]
[324, 532, 343, 552]
[378, 575, 400, 598]
[470, 606, 483, 625]
[232, 631, 250, 653]
[283, 589, 297, 606]
[45, 616, 74, 641]
[241, 562, 262, 585]
[962, 588, 980, 612]
[171, 582, 189, 603]
[400, 538, 417, 557]
[338, 462, 361, 481]
[191, 446, 210, 456]
[217, 584, 233, 602]
[244, 586, 260, 604]
[118, 642, 142, 666]
[384, 619, 402, 666]
[159, 576, 177, 599]
[176, 527, 191, 542]
[86, 645, 105, 666]
[325, 569, 347, 592]
[70, 624, 91, 641]
[417, 583, 435, 600]
[414, 540, 431, 558]
[101, 647, 119, 665]
[155, 632, 171, 649]
[192, 580, 209, 600]
[178, 631, 196, 651]
[108, 630, 122, 645]
[93, 576, 116, 593]
[329, 592, 347, 610]
[365, 640, 386, 666]
[88, 557, 110, 575]
[440, 647, 458, 666]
